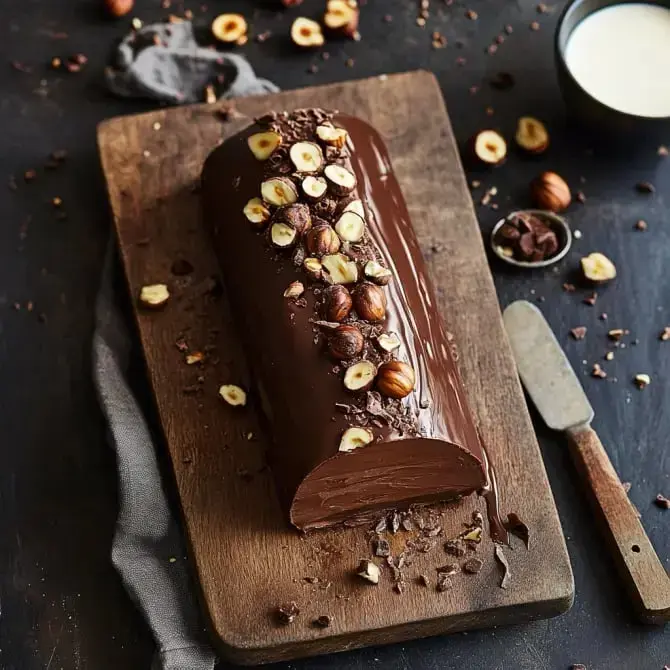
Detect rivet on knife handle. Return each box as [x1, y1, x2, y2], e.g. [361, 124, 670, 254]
[568, 426, 670, 624]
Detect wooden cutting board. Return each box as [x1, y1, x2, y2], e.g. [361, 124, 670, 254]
[98, 71, 574, 666]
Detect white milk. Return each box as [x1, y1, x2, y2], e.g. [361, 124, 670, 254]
[565, 3, 670, 117]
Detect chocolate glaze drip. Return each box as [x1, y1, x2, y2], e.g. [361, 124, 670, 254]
[202, 110, 489, 530]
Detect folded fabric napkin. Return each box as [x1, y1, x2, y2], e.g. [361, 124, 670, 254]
[95, 22, 278, 670]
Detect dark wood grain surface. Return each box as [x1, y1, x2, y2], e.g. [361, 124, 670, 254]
[98, 71, 573, 664]
[1, 1, 668, 669]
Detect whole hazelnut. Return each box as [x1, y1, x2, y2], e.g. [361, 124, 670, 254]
[328, 324, 364, 360]
[376, 361, 415, 399]
[530, 171, 571, 212]
[277, 203, 312, 235]
[353, 282, 387, 322]
[322, 285, 352, 322]
[306, 224, 341, 256]
[105, 0, 134, 17]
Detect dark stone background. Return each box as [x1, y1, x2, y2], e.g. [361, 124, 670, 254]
[0, 1, 667, 668]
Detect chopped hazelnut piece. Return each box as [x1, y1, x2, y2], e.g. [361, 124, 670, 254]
[364, 260, 393, 285]
[139, 283, 170, 308]
[185, 351, 205, 365]
[270, 222, 297, 248]
[633, 373, 650, 389]
[211, 13, 248, 43]
[581, 252, 616, 283]
[473, 129, 507, 166]
[343, 360, 377, 392]
[218, 384, 247, 406]
[335, 211, 365, 242]
[343, 198, 365, 218]
[608, 328, 626, 341]
[377, 332, 401, 352]
[283, 281, 305, 299]
[289, 141, 324, 172]
[324, 0, 359, 37]
[248, 131, 282, 161]
[316, 124, 349, 148]
[324, 164, 357, 195]
[340, 427, 374, 452]
[515, 116, 549, 153]
[660, 326, 670, 341]
[303, 256, 323, 281]
[261, 177, 298, 206]
[322, 253, 358, 284]
[591, 363, 607, 379]
[654, 494, 670, 509]
[291, 17, 324, 47]
[243, 197, 270, 226]
[301, 175, 328, 201]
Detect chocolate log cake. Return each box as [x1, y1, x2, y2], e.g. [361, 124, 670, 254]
[202, 109, 488, 530]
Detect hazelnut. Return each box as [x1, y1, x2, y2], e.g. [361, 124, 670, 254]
[355, 558, 381, 583]
[364, 260, 392, 285]
[104, 0, 134, 18]
[306, 224, 341, 256]
[218, 384, 247, 406]
[581, 252, 616, 283]
[472, 129, 507, 166]
[515, 116, 549, 153]
[303, 257, 323, 281]
[530, 171, 571, 212]
[376, 360, 415, 399]
[277, 203, 312, 234]
[322, 284, 352, 321]
[328, 324, 364, 359]
[353, 282, 387, 322]
[322, 253, 358, 284]
[377, 332, 401, 352]
[211, 14, 248, 43]
[291, 17, 325, 47]
[270, 222, 297, 248]
[289, 141, 324, 172]
[324, 164, 357, 195]
[301, 175, 327, 202]
[283, 280, 305, 299]
[343, 360, 377, 392]
[261, 177, 298, 206]
[243, 197, 270, 227]
[324, 0, 359, 38]
[139, 283, 170, 308]
[342, 198, 365, 218]
[340, 427, 374, 453]
[316, 124, 349, 148]
[248, 131, 282, 161]
[634, 373, 651, 389]
[334, 211, 365, 242]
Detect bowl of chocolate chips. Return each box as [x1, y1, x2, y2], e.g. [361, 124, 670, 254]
[491, 209, 572, 268]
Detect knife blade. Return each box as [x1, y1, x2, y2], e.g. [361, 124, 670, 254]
[503, 300, 670, 624]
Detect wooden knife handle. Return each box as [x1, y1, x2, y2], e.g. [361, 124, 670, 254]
[569, 427, 670, 623]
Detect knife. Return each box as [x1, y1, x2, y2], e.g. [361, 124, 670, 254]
[503, 300, 670, 624]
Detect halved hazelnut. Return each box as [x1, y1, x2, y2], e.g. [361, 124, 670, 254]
[306, 224, 341, 256]
[283, 280, 304, 299]
[324, 164, 357, 195]
[247, 131, 282, 160]
[322, 284, 352, 321]
[515, 116, 549, 154]
[270, 222, 297, 248]
[219, 384, 247, 406]
[316, 124, 349, 148]
[324, 0, 359, 38]
[278, 203, 312, 234]
[473, 129, 507, 166]
[139, 283, 170, 308]
[377, 332, 401, 352]
[353, 282, 387, 322]
[322, 253, 358, 284]
[303, 257, 323, 281]
[289, 141, 324, 173]
[343, 198, 365, 218]
[376, 360, 415, 399]
[291, 17, 324, 47]
[335, 211, 365, 242]
[302, 175, 327, 201]
[243, 197, 270, 227]
[634, 373, 651, 389]
[339, 427, 374, 453]
[261, 177, 298, 206]
[328, 324, 364, 359]
[212, 13, 248, 43]
[344, 360, 377, 392]
[581, 252, 616, 283]
[355, 558, 381, 583]
[364, 260, 392, 285]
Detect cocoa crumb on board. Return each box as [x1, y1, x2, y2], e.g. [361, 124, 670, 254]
[655, 494, 670, 509]
[275, 602, 300, 625]
[313, 615, 331, 628]
[570, 326, 586, 340]
[463, 558, 483, 574]
[436, 572, 452, 592]
[583, 292, 597, 306]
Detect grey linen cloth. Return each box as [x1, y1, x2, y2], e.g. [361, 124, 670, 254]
[95, 24, 278, 670]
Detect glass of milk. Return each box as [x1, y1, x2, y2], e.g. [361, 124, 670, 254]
[556, 0, 670, 133]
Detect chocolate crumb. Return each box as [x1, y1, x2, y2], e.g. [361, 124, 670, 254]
[276, 602, 300, 625]
[313, 615, 331, 628]
[373, 537, 391, 557]
[436, 572, 452, 592]
[390, 511, 401, 534]
[463, 558, 483, 574]
[444, 540, 466, 557]
[563, 283, 576, 292]
[436, 563, 458, 576]
[660, 327, 670, 341]
[418, 574, 430, 587]
[583, 292, 598, 306]
[591, 363, 607, 379]
[655, 494, 670, 509]
[575, 191, 586, 204]
[494, 544, 511, 589]
[570, 326, 587, 340]
[465, 9, 478, 19]
[530, 21, 540, 30]
[635, 219, 648, 231]
[636, 181, 655, 194]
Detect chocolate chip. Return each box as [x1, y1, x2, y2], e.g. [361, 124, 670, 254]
[436, 573, 452, 592]
[463, 558, 483, 574]
[276, 602, 300, 625]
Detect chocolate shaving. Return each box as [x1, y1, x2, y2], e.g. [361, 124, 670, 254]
[374, 517, 387, 534]
[373, 537, 391, 557]
[365, 391, 394, 424]
[494, 544, 511, 589]
[505, 512, 530, 549]
[390, 511, 401, 534]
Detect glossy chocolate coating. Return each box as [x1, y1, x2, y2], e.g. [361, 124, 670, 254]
[202, 112, 488, 530]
